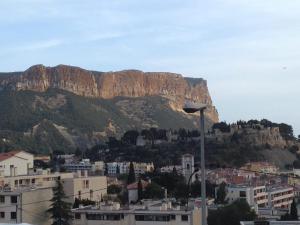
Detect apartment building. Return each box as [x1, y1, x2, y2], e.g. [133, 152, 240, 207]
[226, 185, 294, 209]
[106, 162, 154, 176]
[62, 170, 107, 203]
[0, 187, 53, 225]
[0, 169, 73, 190]
[267, 187, 294, 209]
[226, 185, 268, 207]
[72, 200, 202, 225]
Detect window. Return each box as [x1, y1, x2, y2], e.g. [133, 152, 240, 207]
[0, 196, 4, 203]
[90, 190, 93, 199]
[11, 196, 17, 204]
[78, 191, 81, 200]
[11, 212, 16, 220]
[181, 215, 188, 221]
[171, 215, 176, 220]
[240, 191, 246, 198]
[0, 212, 4, 218]
[75, 213, 81, 219]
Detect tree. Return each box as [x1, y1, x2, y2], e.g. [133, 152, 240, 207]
[74, 148, 82, 157]
[127, 162, 136, 184]
[172, 166, 178, 176]
[213, 122, 231, 133]
[122, 130, 139, 145]
[107, 184, 122, 194]
[138, 179, 143, 201]
[143, 182, 164, 199]
[116, 165, 120, 175]
[290, 199, 298, 220]
[282, 199, 298, 221]
[104, 163, 108, 176]
[207, 200, 256, 225]
[47, 179, 72, 225]
[215, 182, 227, 204]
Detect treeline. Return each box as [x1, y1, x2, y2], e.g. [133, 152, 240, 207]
[111, 128, 200, 146]
[213, 119, 295, 140]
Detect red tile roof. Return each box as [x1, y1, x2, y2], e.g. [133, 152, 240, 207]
[127, 180, 149, 190]
[0, 150, 23, 162]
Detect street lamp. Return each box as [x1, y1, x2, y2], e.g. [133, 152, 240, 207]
[183, 101, 207, 225]
[186, 168, 200, 210]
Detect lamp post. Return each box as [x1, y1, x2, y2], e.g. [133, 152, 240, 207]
[183, 101, 207, 225]
[186, 168, 199, 210]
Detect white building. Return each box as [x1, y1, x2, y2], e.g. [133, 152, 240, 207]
[226, 185, 268, 207]
[160, 165, 182, 174]
[72, 200, 203, 225]
[226, 185, 294, 209]
[106, 162, 154, 176]
[127, 180, 149, 203]
[0, 151, 34, 177]
[64, 159, 92, 172]
[267, 186, 294, 209]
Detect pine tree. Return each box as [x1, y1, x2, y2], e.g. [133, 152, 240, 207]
[47, 179, 72, 225]
[290, 199, 298, 220]
[172, 166, 178, 176]
[215, 182, 227, 204]
[116, 165, 120, 175]
[127, 162, 136, 184]
[138, 179, 143, 201]
[104, 163, 108, 176]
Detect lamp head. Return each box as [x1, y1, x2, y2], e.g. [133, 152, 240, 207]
[183, 100, 207, 113]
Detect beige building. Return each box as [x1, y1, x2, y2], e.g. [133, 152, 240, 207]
[0, 187, 53, 225]
[0, 167, 107, 225]
[72, 200, 202, 225]
[62, 171, 107, 203]
[0, 151, 34, 177]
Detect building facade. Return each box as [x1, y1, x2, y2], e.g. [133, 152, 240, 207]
[72, 201, 202, 225]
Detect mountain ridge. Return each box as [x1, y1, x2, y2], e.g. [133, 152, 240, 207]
[0, 64, 219, 123]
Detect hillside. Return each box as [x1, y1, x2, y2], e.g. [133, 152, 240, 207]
[0, 89, 215, 153]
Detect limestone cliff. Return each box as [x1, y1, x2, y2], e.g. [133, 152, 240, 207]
[0, 64, 219, 123]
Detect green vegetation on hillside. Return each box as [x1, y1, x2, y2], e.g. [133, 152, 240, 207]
[0, 89, 201, 153]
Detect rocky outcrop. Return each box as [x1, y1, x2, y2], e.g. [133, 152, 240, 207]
[209, 125, 288, 148]
[0, 64, 219, 122]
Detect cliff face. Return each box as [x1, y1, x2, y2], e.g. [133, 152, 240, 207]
[0, 64, 219, 122]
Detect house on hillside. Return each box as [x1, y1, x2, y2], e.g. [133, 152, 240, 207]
[0, 150, 34, 177]
[127, 180, 149, 203]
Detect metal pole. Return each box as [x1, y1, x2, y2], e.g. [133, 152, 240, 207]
[200, 109, 206, 225]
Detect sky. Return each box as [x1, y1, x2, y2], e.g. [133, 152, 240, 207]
[0, 0, 299, 135]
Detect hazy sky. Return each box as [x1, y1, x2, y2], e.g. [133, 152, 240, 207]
[0, 0, 299, 135]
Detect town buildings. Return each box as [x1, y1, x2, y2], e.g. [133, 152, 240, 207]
[0, 150, 108, 225]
